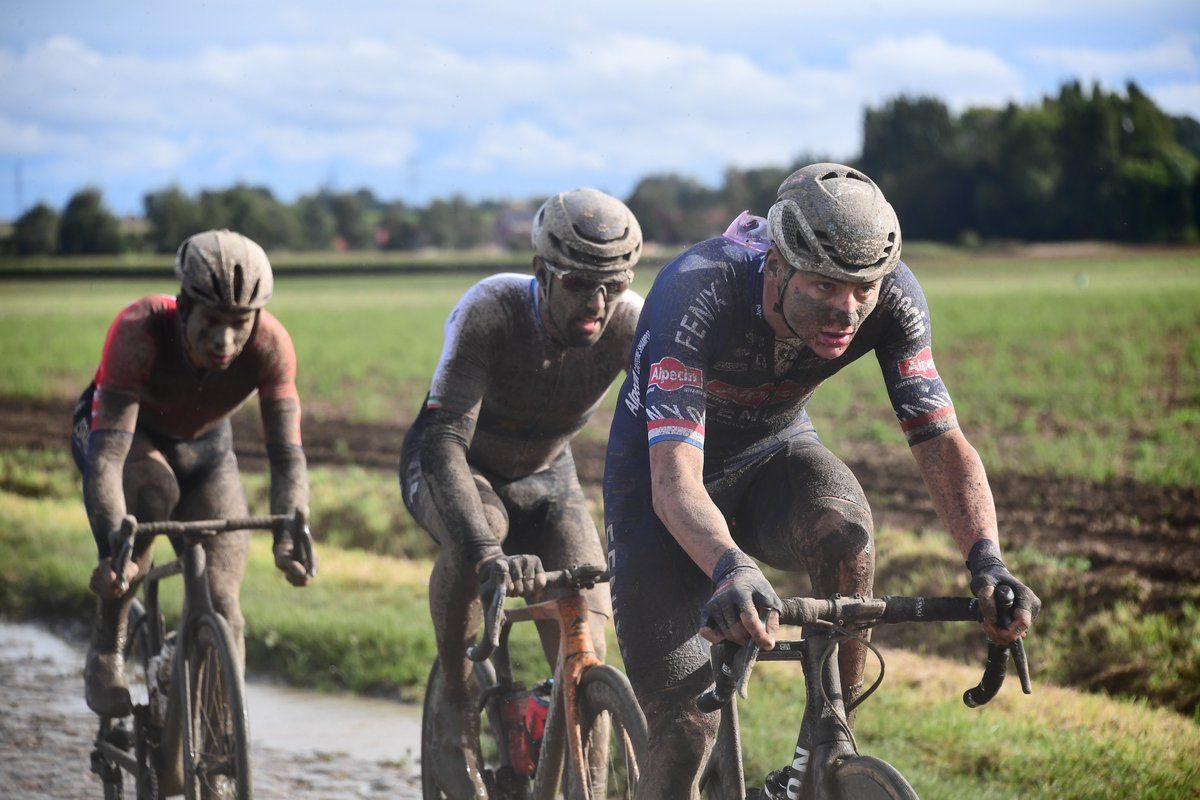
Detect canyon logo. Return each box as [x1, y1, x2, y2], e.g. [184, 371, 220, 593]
[898, 347, 939, 380]
[648, 357, 703, 391]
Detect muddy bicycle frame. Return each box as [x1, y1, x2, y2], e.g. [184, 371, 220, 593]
[469, 563, 632, 798]
[699, 592, 1031, 799]
[91, 511, 314, 797]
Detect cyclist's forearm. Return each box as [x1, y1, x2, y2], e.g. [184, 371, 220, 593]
[83, 429, 133, 558]
[266, 443, 309, 517]
[911, 428, 1000, 559]
[421, 412, 503, 566]
[650, 442, 736, 576]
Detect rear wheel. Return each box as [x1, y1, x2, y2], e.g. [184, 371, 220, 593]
[179, 613, 250, 800]
[829, 755, 918, 800]
[576, 665, 648, 800]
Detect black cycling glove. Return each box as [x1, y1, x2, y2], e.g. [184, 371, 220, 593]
[478, 553, 546, 600]
[700, 549, 782, 636]
[966, 539, 1041, 622]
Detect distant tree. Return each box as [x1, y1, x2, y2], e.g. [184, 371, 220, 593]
[325, 191, 375, 249]
[379, 201, 422, 250]
[12, 202, 60, 255]
[721, 166, 790, 218]
[860, 96, 970, 240]
[421, 195, 491, 249]
[198, 185, 299, 250]
[143, 185, 202, 252]
[293, 195, 336, 250]
[626, 174, 722, 244]
[58, 188, 122, 254]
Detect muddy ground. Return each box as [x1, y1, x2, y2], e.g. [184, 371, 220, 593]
[0, 620, 421, 800]
[6, 394, 1196, 608]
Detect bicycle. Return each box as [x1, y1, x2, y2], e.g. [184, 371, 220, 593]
[421, 563, 649, 799]
[90, 511, 316, 800]
[697, 587, 1032, 799]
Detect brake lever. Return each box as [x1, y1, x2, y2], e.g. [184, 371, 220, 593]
[963, 584, 1014, 708]
[467, 581, 507, 662]
[110, 515, 137, 594]
[291, 509, 317, 578]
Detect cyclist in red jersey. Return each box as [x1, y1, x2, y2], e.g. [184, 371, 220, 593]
[71, 229, 313, 718]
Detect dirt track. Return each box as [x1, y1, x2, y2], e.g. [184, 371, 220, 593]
[4, 394, 1198, 606]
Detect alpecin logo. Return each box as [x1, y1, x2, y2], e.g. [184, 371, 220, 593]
[899, 347, 938, 380]
[648, 357, 703, 391]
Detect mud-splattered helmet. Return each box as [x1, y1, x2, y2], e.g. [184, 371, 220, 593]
[174, 229, 273, 311]
[767, 163, 901, 284]
[531, 188, 642, 274]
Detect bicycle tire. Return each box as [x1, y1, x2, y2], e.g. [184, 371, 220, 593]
[421, 656, 517, 800]
[576, 664, 649, 800]
[828, 755, 918, 800]
[178, 612, 251, 800]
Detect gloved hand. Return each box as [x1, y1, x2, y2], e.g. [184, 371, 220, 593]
[89, 556, 139, 599]
[274, 535, 312, 586]
[478, 553, 547, 600]
[699, 549, 782, 649]
[966, 539, 1040, 645]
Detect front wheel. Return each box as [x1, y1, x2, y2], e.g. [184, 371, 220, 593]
[576, 664, 649, 800]
[421, 656, 516, 799]
[179, 612, 250, 800]
[828, 755, 918, 800]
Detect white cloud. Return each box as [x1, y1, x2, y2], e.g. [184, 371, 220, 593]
[1028, 37, 1199, 79]
[849, 34, 1026, 109]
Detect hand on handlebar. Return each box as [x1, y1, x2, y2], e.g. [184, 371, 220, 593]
[478, 553, 547, 600]
[89, 555, 139, 599]
[699, 549, 781, 650]
[967, 539, 1040, 646]
[274, 509, 317, 586]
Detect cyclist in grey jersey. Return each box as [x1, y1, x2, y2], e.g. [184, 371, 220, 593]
[603, 164, 1040, 798]
[400, 189, 644, 799]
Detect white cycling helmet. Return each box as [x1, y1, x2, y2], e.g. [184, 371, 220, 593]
[531, 188, 642, 274]
[767, 163, 901, 284]
[174, 229, 273, 311]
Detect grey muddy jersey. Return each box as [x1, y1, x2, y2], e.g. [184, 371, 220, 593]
[419, 273, 643, 479]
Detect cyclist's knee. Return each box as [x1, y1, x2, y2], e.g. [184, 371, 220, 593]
[640, 674, 719, 763]
[123, 456, 179, 521]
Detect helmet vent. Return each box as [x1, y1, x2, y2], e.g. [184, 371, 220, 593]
[248, 279, 260, 303]
[209, 271, 225, 303]
[233, 264, 245, 302]
[571, 223, 629, 245]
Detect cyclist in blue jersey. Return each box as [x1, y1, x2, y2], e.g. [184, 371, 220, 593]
[603, 163, 1040, 798]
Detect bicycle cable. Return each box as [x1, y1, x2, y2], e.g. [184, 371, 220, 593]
[816, 625, 887, 751]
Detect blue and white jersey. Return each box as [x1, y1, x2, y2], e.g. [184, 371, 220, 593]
[609, 213, 957, 481]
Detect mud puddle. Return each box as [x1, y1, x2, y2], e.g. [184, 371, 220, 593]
[0, 620, 422, 799]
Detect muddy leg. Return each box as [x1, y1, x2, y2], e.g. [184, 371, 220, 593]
[634, 670, 719, 800]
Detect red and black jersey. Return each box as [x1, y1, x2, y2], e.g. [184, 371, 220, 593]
[90, 295, 299, 441]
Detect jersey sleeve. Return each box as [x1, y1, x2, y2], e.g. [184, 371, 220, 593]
[91, 298, 160, 429]
[639, 256, 733, 451]
[253, 311, 300, 401]
[874, 266, 959, 445]
[425, 281, 504, 419]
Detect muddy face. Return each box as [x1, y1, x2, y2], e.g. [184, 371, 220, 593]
[182, 304, 257, 371]
[537, 264, 625, 348]
[767, 255, 880, 359]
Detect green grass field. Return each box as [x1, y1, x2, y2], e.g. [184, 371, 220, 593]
[1, 247, 1198, 795]
[1, 471, 1196, 799]
[2, 248, 1197, 482]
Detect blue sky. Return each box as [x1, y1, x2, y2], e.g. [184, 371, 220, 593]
[2, 1, 1198, 220]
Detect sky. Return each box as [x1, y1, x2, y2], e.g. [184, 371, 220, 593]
[2, 1, 1198, 220]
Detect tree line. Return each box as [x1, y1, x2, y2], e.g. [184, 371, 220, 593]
[7, 80, 1199, 256]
